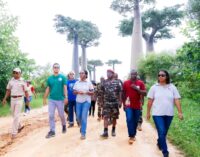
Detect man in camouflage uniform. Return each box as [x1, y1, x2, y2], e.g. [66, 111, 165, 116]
[96, 77, 104, 121]
[100, 69, 122, 138]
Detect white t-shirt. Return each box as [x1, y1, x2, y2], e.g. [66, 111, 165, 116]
[147, 83, 181, 116]
[73, 80, 94, 103]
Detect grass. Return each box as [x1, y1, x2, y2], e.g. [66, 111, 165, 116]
[0, 94, 43, 117]
[143, 98, 200, 157]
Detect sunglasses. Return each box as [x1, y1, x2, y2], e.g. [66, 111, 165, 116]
[158, 74, 166, 77]
[13, 72, 19, 74]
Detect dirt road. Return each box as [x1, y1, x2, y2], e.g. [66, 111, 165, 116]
[0, 107, 184, 157]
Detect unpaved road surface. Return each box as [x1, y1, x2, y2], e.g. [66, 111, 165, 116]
[0, 107, 184, 157]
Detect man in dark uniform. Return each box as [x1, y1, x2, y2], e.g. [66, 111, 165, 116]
[100, 69, 122, 138]
[96, 77, 105, 121]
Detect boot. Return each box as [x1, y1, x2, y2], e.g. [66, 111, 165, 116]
[111, 127, 116, 137]
[101, 128, 108, 139]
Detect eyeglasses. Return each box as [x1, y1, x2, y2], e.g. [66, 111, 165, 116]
[13, 72, 19, 74]
[158, 74, 166, 77]
[53, 66, 60, 69]
[79, 72, 85, 74]
[69, 73, 74, 75]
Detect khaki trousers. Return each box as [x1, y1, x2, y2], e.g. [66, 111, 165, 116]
[10, 97, 23, 135]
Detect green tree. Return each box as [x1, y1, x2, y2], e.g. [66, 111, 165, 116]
[78, 21, 101, 71]
[119, 5, 184, 53]
[0, 1, 36, 99]
[88, 60, 104, 82]
[87, 64, 94, 81]
[176, 41, 200, 100]
[111, 0, 155, 69]
[32, 63, 52, 93]
[105, 59, 122, 71]
[138, 53, 176, 82]
[54, 15, 80, 79]
[54, 16, 101, 77]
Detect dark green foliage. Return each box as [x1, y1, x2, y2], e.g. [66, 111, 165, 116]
[118, 5, 184, 42]
[0, 1, 36, 100]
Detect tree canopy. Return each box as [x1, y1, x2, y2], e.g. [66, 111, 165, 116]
[118, 5, 184, 52]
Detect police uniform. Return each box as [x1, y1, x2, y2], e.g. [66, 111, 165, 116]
[7, 77, 27, 135]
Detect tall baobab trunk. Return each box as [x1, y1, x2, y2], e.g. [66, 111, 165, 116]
[93, 66, 96, 82]
[146, 40, 154, 53]
[89, 70, 92, 81]
[72, 32, 79, 79]
[112, 63, 115, 71]
[130, 0, 143, 70]
[81, 45, 87, 70]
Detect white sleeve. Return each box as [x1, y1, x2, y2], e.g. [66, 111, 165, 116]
[73, 82, 78, 91]
[147, 85, 155, 99]
[89, 82, 94, 90]
[172, 84, 181, 99]
[6, 81, 11, 90]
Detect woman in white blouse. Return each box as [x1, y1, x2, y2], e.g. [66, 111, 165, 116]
[73, 70, 94, 140]
[146, 70, 183, 157]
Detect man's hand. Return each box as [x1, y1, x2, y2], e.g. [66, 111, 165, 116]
[64, 98, 68, 105]
[43, 99, 47, 106]
[2, 99, 6, 106]
[146, 112, 151, 120]
[131, 84, 139, 91]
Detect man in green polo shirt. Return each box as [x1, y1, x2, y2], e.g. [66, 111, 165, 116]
[43, 63, 68, 138]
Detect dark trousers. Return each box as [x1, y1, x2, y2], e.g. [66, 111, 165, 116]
[68, 100, 77, 124]
[125, 108, 141, 137]
[153, 116, 173, 156]
[89, 101, 96, 116]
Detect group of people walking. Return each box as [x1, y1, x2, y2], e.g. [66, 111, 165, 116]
[2, 63, 183, 157]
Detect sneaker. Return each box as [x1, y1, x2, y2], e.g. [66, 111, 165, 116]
[100, 131, 108, 139]
[62, 125, 66, 133]
[80, 135, 86, 140]
[137, 124, 142, 131]
[45, 131, 55, 138]
[128, 137, 136, 144]
[18, 125, 24, 133]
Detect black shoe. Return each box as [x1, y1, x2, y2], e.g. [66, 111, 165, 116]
[111, 127, 116, 137]
[111, 130, 116, 137]
[68, 124, 74, 128]
[62, 125, 66, 133]
[100, 131, 108, 139]
[157, 143, 162, 151]
[18, 125, 24, 133]
[45, 131, 55, 138]
[163, 152, 169, 157]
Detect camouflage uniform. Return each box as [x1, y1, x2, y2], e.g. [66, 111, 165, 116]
[96, 83, 104, 118]
[101, 79, 122, 119]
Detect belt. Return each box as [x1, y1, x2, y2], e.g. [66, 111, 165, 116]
[11, 95, 23, 98]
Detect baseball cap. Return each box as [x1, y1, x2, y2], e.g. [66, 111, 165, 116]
[13, 68, 21, 73]
[107, 69, 114, 73]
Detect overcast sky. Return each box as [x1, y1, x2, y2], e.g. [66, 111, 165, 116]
[6, 0, 188, 80]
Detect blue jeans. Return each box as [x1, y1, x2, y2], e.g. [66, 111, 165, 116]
[125, 108, 141, 137]
[153, 116, 173, 156]
[76, 101, 91, 136]
[48, 99, 66, 132]
[68, 100, 77, 124]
